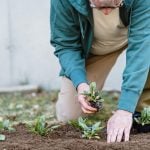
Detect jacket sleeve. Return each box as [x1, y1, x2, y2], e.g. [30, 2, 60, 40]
[50, 0, 88, 88]
[118, 0, 150, 113]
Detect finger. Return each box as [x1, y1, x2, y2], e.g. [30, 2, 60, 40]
[107, 134, 111, 143]
[124, 128, 130, 142]
[107, 120, 111, 134]
[79, 98, 97, 111]
[107, 122, 113, 143]
[110, 129, 118, 143]
[116, 128, 124, 142]
[107, 129, 114, 143]
[81, 107, 95, 114]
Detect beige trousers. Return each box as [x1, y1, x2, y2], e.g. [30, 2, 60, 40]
[56, 50, 150, 122]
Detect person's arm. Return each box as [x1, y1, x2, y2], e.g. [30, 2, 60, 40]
[117, 0, 150, 113]
[50, 0, 88, 88]
[50, 0, 96, 113]
[107, 0, 150, 143]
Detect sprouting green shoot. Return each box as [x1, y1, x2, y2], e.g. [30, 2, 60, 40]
[69, 117, 104, 139]
[134, 107, 150, 126]
[0, 119, 15, 132]
[29, 115, 48, 136]
[0, 119, 15, 142]
[82, 82, 104, 103]
[29, 116, 60, 136]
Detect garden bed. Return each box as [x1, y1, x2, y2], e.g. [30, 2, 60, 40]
[1, 123, 150, 150]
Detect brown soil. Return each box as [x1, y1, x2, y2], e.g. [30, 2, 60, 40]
[0, 124, 150, 150]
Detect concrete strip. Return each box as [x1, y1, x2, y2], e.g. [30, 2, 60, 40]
[0, 85, 40, 94]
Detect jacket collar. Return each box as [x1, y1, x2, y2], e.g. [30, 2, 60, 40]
[68, 0, 91, 16]
[68, 0, 134, 15]
[123, 0, 134, 10]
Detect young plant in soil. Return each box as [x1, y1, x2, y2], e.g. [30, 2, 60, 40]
[0, 119, 15, 141]
[82, 82, 104, 111]
[69, 117, 104, 139]
[28, 115, 49, 136]
[134, 107, 150, 133]
[28, 116, 60, 136]
[0, 119, 15, 131]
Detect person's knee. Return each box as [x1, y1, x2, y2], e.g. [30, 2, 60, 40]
[56, 100, 82, 122]
[55, 77, 83, 122]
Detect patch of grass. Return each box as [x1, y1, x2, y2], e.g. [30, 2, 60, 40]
[0, 90, 118, 127]
[0, 91, 58, 125]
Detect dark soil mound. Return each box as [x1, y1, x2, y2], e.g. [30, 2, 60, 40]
[0, 124, 150, 150]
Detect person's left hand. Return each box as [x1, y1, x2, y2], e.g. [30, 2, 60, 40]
[107, 110, 133, 143]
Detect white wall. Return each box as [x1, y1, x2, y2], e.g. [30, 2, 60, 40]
[0, 0, 125, 91]
[0, 0, 11, 86]
[0, 0, 60, 90]
[103, 51, 126, 91]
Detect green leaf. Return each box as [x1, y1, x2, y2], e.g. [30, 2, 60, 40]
[0, 134, 5, 141]
[92, 122, 101, 131]
[90, 82, 96, 94]
[3, 120, 10, 129]
[134, 107, 150, 125]
[30, 115, 49, 136]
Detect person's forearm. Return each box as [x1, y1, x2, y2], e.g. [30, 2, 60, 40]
[118, 0, 150, 113]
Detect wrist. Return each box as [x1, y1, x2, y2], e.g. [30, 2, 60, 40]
[116, 109, 133, 116]
[77, 83, 89, 93]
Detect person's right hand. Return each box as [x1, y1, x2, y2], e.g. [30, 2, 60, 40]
[77, 83, 97, 114]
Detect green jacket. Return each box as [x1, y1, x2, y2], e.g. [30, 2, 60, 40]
[50, 0, 150, 113]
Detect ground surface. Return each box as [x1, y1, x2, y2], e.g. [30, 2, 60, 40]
[0, 91, 149, 150]
[0, 91, 58, 124]
[1, 123, 150, 150]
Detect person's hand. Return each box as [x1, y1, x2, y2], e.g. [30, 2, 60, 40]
[77, 83, 97, 114]
[107, 110, 133, 143]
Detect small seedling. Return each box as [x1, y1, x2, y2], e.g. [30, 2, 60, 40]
[29, 115, 49, 136]
[29, 116, 60, 136]
[134, 107, 150, 126]
[82, 82, 104, 111]
[0, 119, 15, 132]
[0, 119, 15, 142]
[69, 117, 104, 139]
